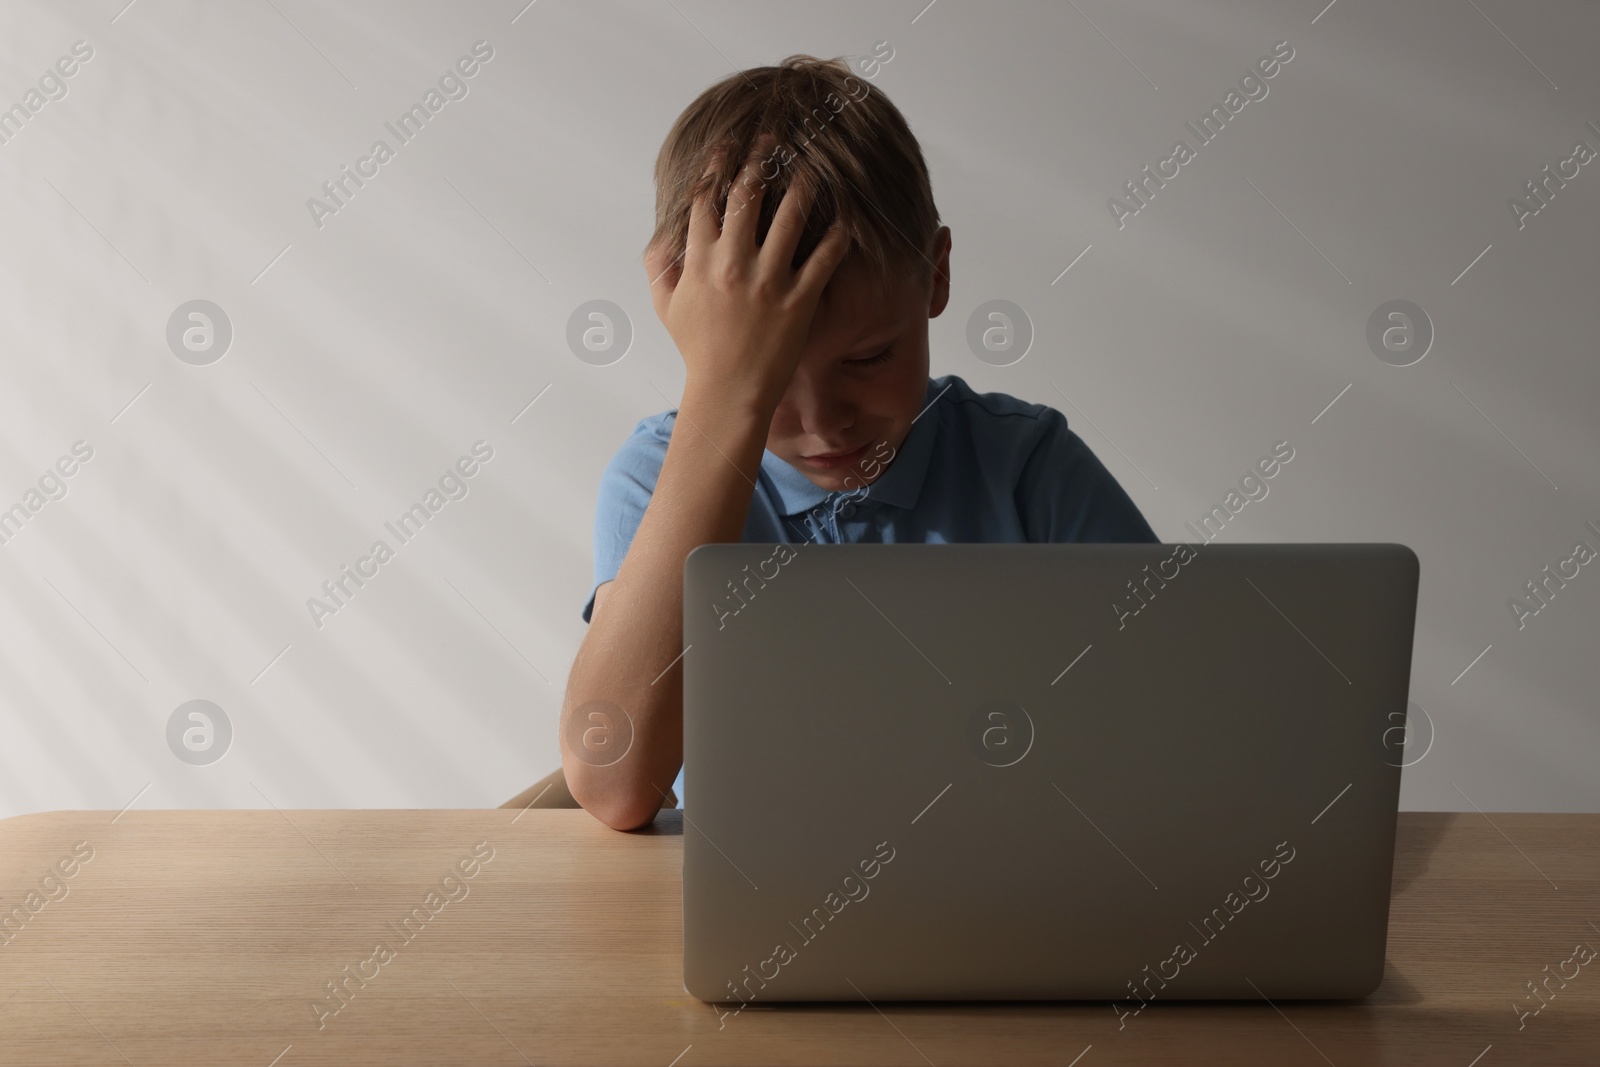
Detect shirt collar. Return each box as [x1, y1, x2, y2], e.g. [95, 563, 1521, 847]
[759, 376, 943, 518]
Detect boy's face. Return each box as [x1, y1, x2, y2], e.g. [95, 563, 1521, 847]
[767, 226, 952, 491]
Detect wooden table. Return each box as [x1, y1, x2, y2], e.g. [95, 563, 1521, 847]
[1, 808, 1596, 1065]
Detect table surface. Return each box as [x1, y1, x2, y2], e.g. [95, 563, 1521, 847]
[0, 807, 1596, 1066]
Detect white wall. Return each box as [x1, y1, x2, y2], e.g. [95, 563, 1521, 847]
[0, 0, 1595, 816]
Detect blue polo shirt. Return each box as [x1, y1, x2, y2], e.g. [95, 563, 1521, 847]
[583, 373, 1158, 807]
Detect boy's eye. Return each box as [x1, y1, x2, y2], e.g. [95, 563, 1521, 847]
[848, 349, 893, 367]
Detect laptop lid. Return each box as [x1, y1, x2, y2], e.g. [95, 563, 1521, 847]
[681, 542, 1419, 1006]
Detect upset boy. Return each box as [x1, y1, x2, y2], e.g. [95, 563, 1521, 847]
[561, 55, 1156, 831]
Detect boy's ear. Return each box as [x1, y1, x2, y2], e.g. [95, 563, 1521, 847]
[927, 227, 952, 318]
[644, 239, 680, 287]
[643, 240, 682, 323]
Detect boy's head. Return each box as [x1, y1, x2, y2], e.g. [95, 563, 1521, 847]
[646, 55, 952, 491]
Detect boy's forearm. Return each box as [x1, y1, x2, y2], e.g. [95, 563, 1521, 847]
[564, 386, 771, 829]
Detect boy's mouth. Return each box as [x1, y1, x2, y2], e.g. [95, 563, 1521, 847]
[801, 441, 871, 469]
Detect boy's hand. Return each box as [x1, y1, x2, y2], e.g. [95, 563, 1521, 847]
[645, 158, 852, 415]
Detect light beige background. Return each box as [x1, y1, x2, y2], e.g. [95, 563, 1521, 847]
[0, 0, 1595, 816]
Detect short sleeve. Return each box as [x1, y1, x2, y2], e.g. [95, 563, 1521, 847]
[1015, 408, 1158, 543]
[583, 414, 674, 623]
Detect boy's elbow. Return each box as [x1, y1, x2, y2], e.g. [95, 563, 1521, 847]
[564, 758, 663, 832]
[592, 792, 665, 833]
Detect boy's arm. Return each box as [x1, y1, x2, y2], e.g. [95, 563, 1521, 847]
[562, 157, 850, 831]
[563, 393, 769, 830]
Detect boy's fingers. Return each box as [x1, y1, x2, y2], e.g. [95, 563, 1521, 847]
[684, 154, 726, 255]
[762, 173, 814, 272]
[721, 159, 765, 249]
[796, 218, 852, 293]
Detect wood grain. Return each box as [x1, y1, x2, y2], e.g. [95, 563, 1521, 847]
[0, 808, 1595, 1065]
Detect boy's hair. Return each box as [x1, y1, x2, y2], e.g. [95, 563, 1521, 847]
[646, 54, 942, 289]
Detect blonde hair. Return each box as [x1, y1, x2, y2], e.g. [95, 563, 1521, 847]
[645, 55, 942, 287]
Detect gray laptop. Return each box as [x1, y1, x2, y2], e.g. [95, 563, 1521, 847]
[681, 542, 1419, 1006]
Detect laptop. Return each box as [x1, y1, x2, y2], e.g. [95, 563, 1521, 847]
[680, 542, 1419, 1007]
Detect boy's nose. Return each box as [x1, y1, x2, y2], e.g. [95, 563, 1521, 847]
[795, 402, 856, 442]
[785, 372, 857, 434]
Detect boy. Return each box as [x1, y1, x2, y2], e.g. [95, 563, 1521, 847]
[562, 55, 1156, 830]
